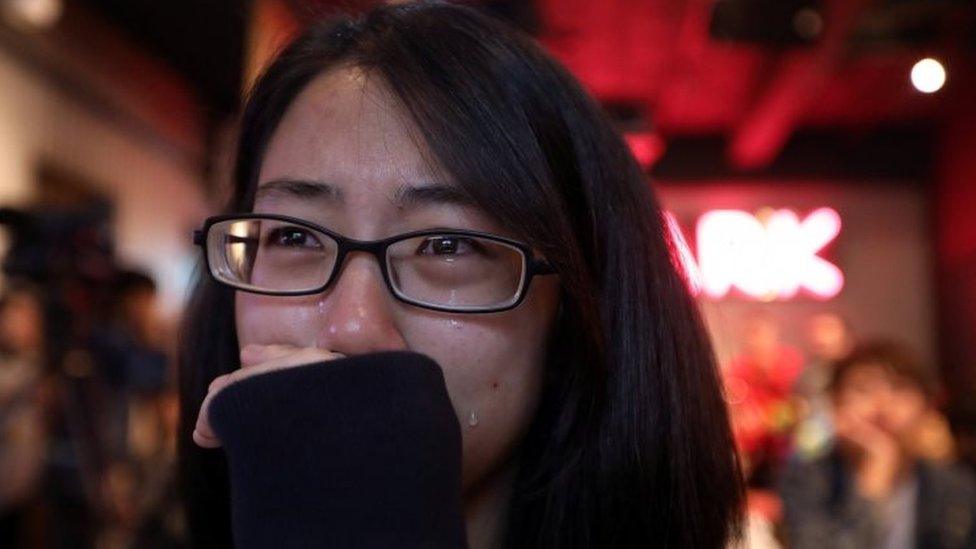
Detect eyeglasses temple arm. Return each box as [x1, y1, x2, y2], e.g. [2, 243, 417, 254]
[532, 259, 557, 275]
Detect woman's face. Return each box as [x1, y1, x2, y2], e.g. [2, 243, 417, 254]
[235, 67, 561, 491]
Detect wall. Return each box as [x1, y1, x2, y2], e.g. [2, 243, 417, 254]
[936, 67, 976, 397]
[0, 18, 209, 319]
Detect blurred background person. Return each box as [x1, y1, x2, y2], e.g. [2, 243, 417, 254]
[90, 270, 170, 463]
[724, 313, 803, 489]
[792, 312, 855, 459]
[948, 398, 976, 475]
[0, 203, 182, 547]
[0, 285, 47, 548]
[89, 269, 179, 548]
[796, 312, 855, 408]
[723, 314, 803, 548]
[781, 341, 974, 549]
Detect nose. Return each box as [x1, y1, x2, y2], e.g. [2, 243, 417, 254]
[315, 252, 408, 356]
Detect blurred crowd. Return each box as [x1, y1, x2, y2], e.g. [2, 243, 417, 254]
[0, 273, 183, 549]
[726, 313, 976, 548]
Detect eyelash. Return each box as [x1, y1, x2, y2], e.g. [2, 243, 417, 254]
[265, 226, 323, 248]
[415, 236, 485, 256]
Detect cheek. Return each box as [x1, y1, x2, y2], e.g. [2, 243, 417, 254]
[235, 292, 324, 348]
[837, 392, 873, 419]
[406, 318, 547, 418]
[401, 284, 558, 490]
[886, 393, 927, 429]
[402, 316, 550, 490]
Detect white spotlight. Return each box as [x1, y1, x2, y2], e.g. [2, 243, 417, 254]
[911, 58, 946, 94]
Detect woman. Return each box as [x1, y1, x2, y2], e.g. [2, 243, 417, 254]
[179, 3, 743, 547]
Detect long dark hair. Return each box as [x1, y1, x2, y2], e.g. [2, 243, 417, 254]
[179, 3, 743, 547]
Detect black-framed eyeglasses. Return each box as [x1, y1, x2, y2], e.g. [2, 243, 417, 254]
[193, 213, 557, 313]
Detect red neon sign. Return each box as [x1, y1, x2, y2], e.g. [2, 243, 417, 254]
[667, 208, 843, 301]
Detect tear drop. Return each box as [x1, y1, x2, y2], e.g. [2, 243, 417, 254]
[467, 411, 479, 427]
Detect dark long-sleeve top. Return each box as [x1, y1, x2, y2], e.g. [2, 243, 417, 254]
[780, 449, 976, 549]
[209, 351, 469, 548]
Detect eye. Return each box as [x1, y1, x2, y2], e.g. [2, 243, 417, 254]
[415, 236, 483, 257]
[266, 226, 323, 249]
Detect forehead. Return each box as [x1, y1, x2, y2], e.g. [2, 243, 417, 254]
[839, 361, 920, 393]
[841, 363, 889, 385]
[257, 66, 440, 202]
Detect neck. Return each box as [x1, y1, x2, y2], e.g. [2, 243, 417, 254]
[464, 462, 517, 549]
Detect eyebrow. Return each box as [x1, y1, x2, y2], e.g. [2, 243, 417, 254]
[256, 178, 478, 210]
[256, 179, 343, 202]
[391, 183, 477, 210]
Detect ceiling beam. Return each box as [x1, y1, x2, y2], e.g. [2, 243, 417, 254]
[727, 0, 869, 170]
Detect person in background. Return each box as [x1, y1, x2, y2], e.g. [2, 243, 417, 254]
[792, 312, 855, 460]
[948, 398, 976, 475]
[724, 313, 804, 488]
[781, 341, 976, 549]
[723, 314, 803, 549]
[90, 269, 181, 548]
[0, 285, 47, 548]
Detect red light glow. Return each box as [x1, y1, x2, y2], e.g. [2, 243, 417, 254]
[624, 132, 665, 169]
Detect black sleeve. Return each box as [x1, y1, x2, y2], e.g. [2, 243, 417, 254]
[208, 351, 468, 549]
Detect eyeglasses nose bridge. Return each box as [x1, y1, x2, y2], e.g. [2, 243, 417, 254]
[321, 238, 393, 293]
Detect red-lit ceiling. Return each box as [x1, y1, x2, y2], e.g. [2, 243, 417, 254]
[530, 0, 973, 167]
[539, 0, 960, 129]
[297, 0, 974, 168]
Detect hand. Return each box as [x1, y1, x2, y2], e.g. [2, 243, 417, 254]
[192, 344, 345, 449]
[835, 411, 903, 500]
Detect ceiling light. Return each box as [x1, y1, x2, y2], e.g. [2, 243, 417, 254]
[911, 58, 946, 94]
